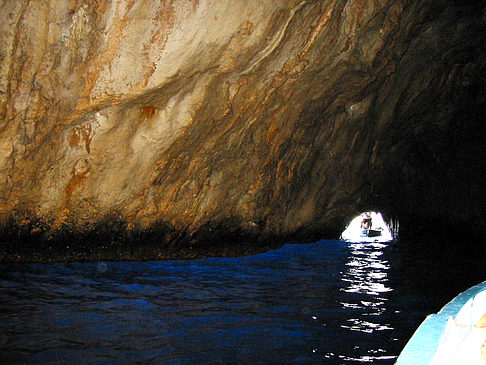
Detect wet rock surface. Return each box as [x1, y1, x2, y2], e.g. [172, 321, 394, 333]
[0, 0, 485, 261]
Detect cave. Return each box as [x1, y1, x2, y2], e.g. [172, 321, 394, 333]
[2, 2, 486, 363]
[0, 0, 485, 261]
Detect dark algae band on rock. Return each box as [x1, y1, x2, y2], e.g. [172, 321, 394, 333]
[1, 1, 485, 260]
[0, 216, 289, 263]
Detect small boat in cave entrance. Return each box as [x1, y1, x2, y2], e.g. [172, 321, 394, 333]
[396, 280, 486, 364]
[340, 211, 394, 243]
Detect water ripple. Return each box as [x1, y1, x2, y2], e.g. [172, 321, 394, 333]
[2, 239, 473, 364]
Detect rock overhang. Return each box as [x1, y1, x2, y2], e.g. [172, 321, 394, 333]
[0, 0, 485, 261]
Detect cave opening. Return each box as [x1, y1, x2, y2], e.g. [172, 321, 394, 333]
[340, 211, 395, 243]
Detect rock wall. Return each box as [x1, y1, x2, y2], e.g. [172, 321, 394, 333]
[1, 0, 485, 260]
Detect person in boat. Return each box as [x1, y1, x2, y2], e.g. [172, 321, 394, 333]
[361, 212, 372, 230]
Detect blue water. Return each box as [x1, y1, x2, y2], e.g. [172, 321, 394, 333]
[0, 239, 484, 364]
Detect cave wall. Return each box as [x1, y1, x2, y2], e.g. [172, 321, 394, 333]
[0, 0, 485, 258]
[370, 2, 486, 240]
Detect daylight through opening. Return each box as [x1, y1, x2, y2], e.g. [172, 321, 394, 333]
[340, 211, 395, 243]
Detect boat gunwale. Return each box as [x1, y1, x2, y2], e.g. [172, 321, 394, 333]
[396, 280, 486, 364]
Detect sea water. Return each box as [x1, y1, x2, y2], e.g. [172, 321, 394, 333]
[0, 239, 484, 364]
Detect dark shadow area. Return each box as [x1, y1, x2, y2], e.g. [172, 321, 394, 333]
[0, 215, 287, 263]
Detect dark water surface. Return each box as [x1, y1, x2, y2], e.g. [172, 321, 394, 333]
[1, 239, 484, 364]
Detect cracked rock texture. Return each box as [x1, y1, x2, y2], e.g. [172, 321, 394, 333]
[0, 0, 485, 260]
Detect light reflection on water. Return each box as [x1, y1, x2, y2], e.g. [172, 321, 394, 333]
[326, 242, 396, 362]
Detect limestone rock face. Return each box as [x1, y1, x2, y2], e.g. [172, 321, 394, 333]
[0, 0, 485, 258]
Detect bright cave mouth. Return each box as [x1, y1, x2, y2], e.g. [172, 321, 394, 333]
[340, 212, 396, 243]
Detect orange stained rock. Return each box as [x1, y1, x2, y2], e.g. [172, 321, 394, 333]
[140, 106, 157, 119]
[65, 159, 91, 200]
[68, 124, 94, 153]
[80, 0, 136, 105]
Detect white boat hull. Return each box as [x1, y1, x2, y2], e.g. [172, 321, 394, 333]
[396, 280, 486, 364]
